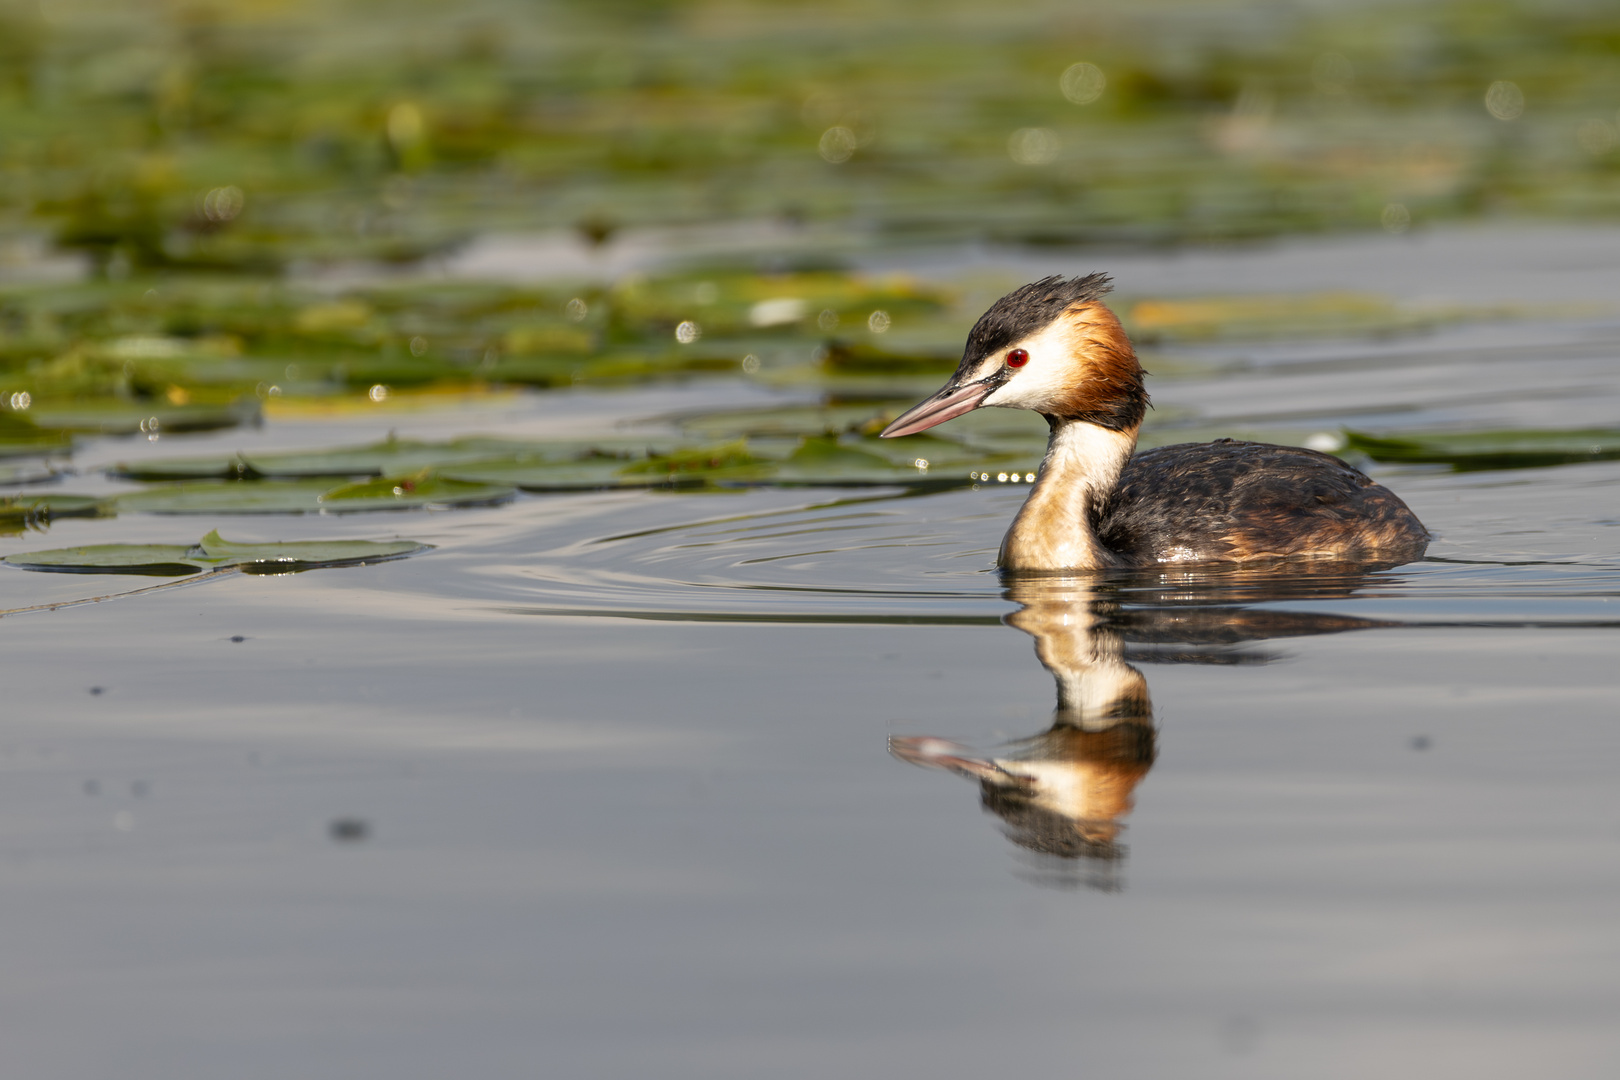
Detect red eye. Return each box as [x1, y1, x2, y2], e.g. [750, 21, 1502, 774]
[1006, 348, 1029, 368]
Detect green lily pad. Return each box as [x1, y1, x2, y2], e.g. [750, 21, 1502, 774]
[26, 400, 261, 435]
[110, 437, 528, 482]
[111, 472, 515, 514]
[195, 530, 430, 571]
[0, 493, 110, 536]
[1344, 428, 1620, 471]
[3, 530, 430, 577]
[771, 435, 925, 484]
[449, 441, 780, 490]
[107, 455, 264, 482]
[437, 456, 668, 491]
[108, 436, 688, 482]
[114, 480, 336, 515]
[316, 473, 517, 510]
[0, 494, 106, 519]
[775, 435, 1037, 486]
[844, 431, 1027, 469]
[0, 413, 73, 458]
[0, 461, 65, 485]
[253, 439, 531, 479]
[617, 440, 764, 476]
[676, 404, 913, 441]
[2, 544, 204, 576]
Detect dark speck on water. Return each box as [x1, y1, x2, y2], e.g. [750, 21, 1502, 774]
[329, 819, 370, 842]
[229, 636, 247, 643]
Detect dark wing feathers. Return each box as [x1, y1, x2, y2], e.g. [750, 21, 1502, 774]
[1095, 440, 1429, 564]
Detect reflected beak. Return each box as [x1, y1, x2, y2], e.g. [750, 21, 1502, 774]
[879, 377, 999, 438]
[888, 736, 1029, 786]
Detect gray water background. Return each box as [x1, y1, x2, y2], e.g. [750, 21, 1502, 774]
[2, 224, 1618, 1078]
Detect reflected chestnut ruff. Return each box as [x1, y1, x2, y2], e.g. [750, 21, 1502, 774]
[890, 567, 1403, 888]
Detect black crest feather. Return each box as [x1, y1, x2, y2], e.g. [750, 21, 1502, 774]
[962, 273, 1114, 365]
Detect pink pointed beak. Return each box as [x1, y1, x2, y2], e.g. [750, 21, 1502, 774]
[879, 379, 998, 438]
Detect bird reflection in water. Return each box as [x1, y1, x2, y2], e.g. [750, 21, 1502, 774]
[891, 566, 1403, 889]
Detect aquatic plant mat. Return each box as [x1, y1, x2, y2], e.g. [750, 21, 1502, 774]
[8, 0, 1620, 271]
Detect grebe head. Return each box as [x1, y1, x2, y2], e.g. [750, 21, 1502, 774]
[880, 272, 1146, 439]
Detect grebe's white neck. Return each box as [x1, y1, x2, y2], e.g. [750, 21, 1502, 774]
[998, 419, 1138, 572]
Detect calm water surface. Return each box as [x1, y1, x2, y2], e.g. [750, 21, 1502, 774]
[2, 227, 1618, 1078]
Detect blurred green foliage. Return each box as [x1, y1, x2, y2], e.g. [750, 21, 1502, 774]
[5, 0, 1620, 271]
[1, 0, 1618, 510]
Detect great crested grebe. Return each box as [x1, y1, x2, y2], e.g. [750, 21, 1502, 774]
[880, 273, 1429, 572]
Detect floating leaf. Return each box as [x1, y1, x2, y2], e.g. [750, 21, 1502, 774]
[26, 399, 261, 435]
[676, 403, 911, 441]
[195, 530, 429, 571]
[0, 413, 73, 458]
[114, 480, 336, 515]
[2, 544, 203, 576]
[250, 439, 523, 479]
[617, 440, 766, 479]
[3, 530, 430, 577]
[109, 436, 692, 482]
[1345, 428, 1620, 471]
[771, 435, 927, 484]
[0, 493, 105, 519]
[316, 472, 517, 510]
[107, 454, 262, 481]
[844, 431, 1026, 470]
[112, 437, 524, 481]
[437, 456, 668, 491]
[0, 493, 110, 536]
[0, 461, 64, 485]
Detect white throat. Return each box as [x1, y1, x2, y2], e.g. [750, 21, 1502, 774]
[998, 420, 1138, 572]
